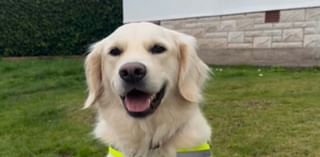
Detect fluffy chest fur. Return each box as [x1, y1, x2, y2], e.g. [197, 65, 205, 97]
[94, 99, 211, 157]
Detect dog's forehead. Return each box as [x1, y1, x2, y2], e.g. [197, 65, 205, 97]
[110, 22, 171, 41]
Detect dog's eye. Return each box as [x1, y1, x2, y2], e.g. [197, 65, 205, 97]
[149, 44, 166, 54]
[109, 47, 122, 56]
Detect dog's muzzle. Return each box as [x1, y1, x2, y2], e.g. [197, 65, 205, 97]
[118, 62, 166, 118]
[120, 83, 166, 118]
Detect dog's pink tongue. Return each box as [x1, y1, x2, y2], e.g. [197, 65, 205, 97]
[125, 95, 151, 112]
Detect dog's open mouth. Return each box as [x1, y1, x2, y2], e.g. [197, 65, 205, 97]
[121, 84, 166, 118]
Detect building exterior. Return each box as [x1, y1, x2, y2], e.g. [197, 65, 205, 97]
[123, 0, 320, 66]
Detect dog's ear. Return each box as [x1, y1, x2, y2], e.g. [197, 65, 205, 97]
[84, 42, 104, 108]
[177, 34, 210, 103]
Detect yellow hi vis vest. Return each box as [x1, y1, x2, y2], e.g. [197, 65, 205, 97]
[108, 143, 212, 157]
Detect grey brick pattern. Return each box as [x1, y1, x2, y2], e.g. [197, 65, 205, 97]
[160, 7, 320, 49]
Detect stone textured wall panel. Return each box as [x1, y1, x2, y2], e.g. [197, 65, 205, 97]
[280, 9, 305, 22]
[282, 29, 303, 42]
[160, 7, 320, 66]
[253, 37, 272, 48]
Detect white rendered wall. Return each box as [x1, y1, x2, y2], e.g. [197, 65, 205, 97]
[123, 0, 320, 22]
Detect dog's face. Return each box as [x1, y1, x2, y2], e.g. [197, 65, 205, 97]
[84, 22, 209, 118]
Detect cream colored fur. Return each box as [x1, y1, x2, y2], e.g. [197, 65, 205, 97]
[84, 22, 211, 157]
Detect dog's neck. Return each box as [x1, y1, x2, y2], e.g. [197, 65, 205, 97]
[95, 99, 211, 157]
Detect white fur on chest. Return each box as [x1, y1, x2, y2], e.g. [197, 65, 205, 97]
[94, 102, 211, 157]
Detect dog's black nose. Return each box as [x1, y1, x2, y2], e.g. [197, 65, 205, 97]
[119, 62, 146, 83]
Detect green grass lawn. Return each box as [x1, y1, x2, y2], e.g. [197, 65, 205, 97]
[0, 59, 319, 157]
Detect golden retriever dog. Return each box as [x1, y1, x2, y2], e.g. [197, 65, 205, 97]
[84, 22, 211, 157]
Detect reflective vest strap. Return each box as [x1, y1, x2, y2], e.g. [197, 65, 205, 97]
[108, 146, 124, 157]
[108, 143, 212, 157]
[177, 143, 211, 152]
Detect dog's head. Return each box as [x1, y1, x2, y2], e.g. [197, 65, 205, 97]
[84, 22, 209, 118]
